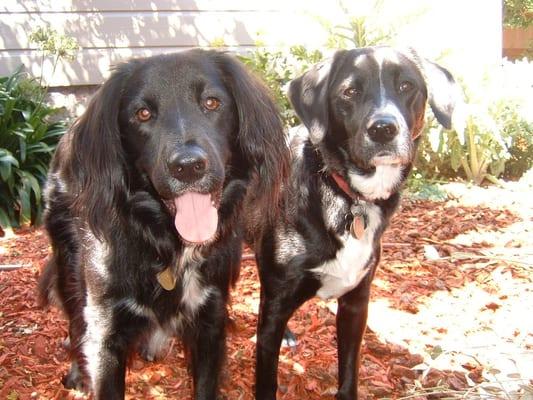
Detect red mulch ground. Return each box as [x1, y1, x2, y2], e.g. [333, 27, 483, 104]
[1, 196, 531, 399]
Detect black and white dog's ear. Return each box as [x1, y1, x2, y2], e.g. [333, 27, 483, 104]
[422, 59, 463, 130]
[408, 50, 464, 130]
[288, 51, 345, 143]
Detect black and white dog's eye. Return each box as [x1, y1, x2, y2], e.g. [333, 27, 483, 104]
[203, 97, 221, 111]
[399, 81, 414, 93]
[136, 108, 152, 122]
[343, 87, 359, 98]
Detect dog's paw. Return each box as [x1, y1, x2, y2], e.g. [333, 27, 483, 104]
[62, 362, 87, 392]
[138, 344, 161, 362]
[281, 328, 298, 349]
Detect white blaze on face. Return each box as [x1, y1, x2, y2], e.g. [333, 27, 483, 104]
[373, 48, 410, 147]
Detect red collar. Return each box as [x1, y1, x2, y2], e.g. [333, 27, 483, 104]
[330, 172, 362, 201]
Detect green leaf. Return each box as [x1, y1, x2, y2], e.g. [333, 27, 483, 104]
[18, 135, 27, 163]
[0, 206, 13, 229]
[450, 142, 462, 172]
[0, 150, 19, 181]
[18, 182, 32, 224]
[32, 162, 48, 178]
[26, 142, 54, 157]
[19, 171, 41, 203]
[0, 149, 19, 166]
[21, 108, 32, 121]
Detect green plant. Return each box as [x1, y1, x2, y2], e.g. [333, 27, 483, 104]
[503, 0, 533, 28]
[406, 173, 448, 201]
[0, 68, 66, 229]
[239, 45, 323, 127]
[319, 0, 427, 49]
[29, 26, 79, 88]
[416, 59, 533, 185]
[0, 26, 79, 230]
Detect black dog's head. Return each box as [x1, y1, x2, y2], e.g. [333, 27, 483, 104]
[118, 52, 237, 203]
[66, 50, 288, 243]
[289, 46, 461, 200]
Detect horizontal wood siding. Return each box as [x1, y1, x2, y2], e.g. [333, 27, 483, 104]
[0, 1, 326, 85]
[0, 0, 503, 87]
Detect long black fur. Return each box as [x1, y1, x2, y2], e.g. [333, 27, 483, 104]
[38, 49, 288, 400]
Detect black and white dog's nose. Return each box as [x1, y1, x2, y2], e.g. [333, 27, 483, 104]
[367, 118, 399, 143]
[169, 145, 208, 182]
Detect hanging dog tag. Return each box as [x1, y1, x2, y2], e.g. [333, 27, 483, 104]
[351, 214, 366, 239]
[350, 204, 367, 240]
[157, 267, 176, 291]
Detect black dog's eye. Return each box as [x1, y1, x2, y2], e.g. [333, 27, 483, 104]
[203, 97, 221, 111]
[399, 81, 414, 93]
[343, 87, 359, 98]
[136, 108, 152, 122]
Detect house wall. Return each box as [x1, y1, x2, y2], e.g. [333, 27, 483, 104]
[503, 27, 533, 59]
[1, 0, 332, 86]
[1, 0, 502, 90]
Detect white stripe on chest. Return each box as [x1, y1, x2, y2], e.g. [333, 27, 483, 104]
[312, 203, 381, 299]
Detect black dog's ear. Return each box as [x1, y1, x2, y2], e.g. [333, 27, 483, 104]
[288, 50, 347, 143]
[288, 55, 334, 143]
[408, 50, 463, 130]
[67, 62, 135, 238]
[214, 52, 289, 221]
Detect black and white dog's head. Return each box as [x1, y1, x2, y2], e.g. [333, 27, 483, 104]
[289, 46, 461, 200]
[66, 50, 288, 244]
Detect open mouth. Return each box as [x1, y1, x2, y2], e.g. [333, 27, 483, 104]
[164, 191, 220, 245]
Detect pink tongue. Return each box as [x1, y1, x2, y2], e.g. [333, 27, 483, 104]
[174, 192, 218, 244]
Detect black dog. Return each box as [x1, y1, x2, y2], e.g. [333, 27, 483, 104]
[38, 49, 288, 400]
[249, 46, 461, 399]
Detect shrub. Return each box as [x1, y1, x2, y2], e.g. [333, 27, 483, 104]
[239, 45, 323, 127]
[503, 0, 533, 28]
[416, 59, 533, 184]
[0, 67, 66, 228]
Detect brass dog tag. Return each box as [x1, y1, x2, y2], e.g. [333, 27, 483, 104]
[157, 267, 177, 291]
[351, 214, 366, 240]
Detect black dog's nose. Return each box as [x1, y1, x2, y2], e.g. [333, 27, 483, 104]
[169, 146, 208, 183]
[367, 118, 399, 143]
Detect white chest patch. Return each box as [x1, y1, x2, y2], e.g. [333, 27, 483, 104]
[349, 165, 403, 201]
[181, 267, 212, 313]
[178, 247, 212, 314]
[312, 204, 381, 299]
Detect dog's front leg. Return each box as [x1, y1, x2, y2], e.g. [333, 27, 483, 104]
[82, 301, 132, 400]
[255, 284, 306, 400]
[185, 289, 227, 400]
[335, 275, 372, 400]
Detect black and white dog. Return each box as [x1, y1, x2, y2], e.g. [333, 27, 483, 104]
[38, 49, 288, 400]
[248, 47, 461, 399]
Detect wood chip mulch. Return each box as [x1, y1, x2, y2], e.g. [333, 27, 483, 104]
[0, 198, 528, 399]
